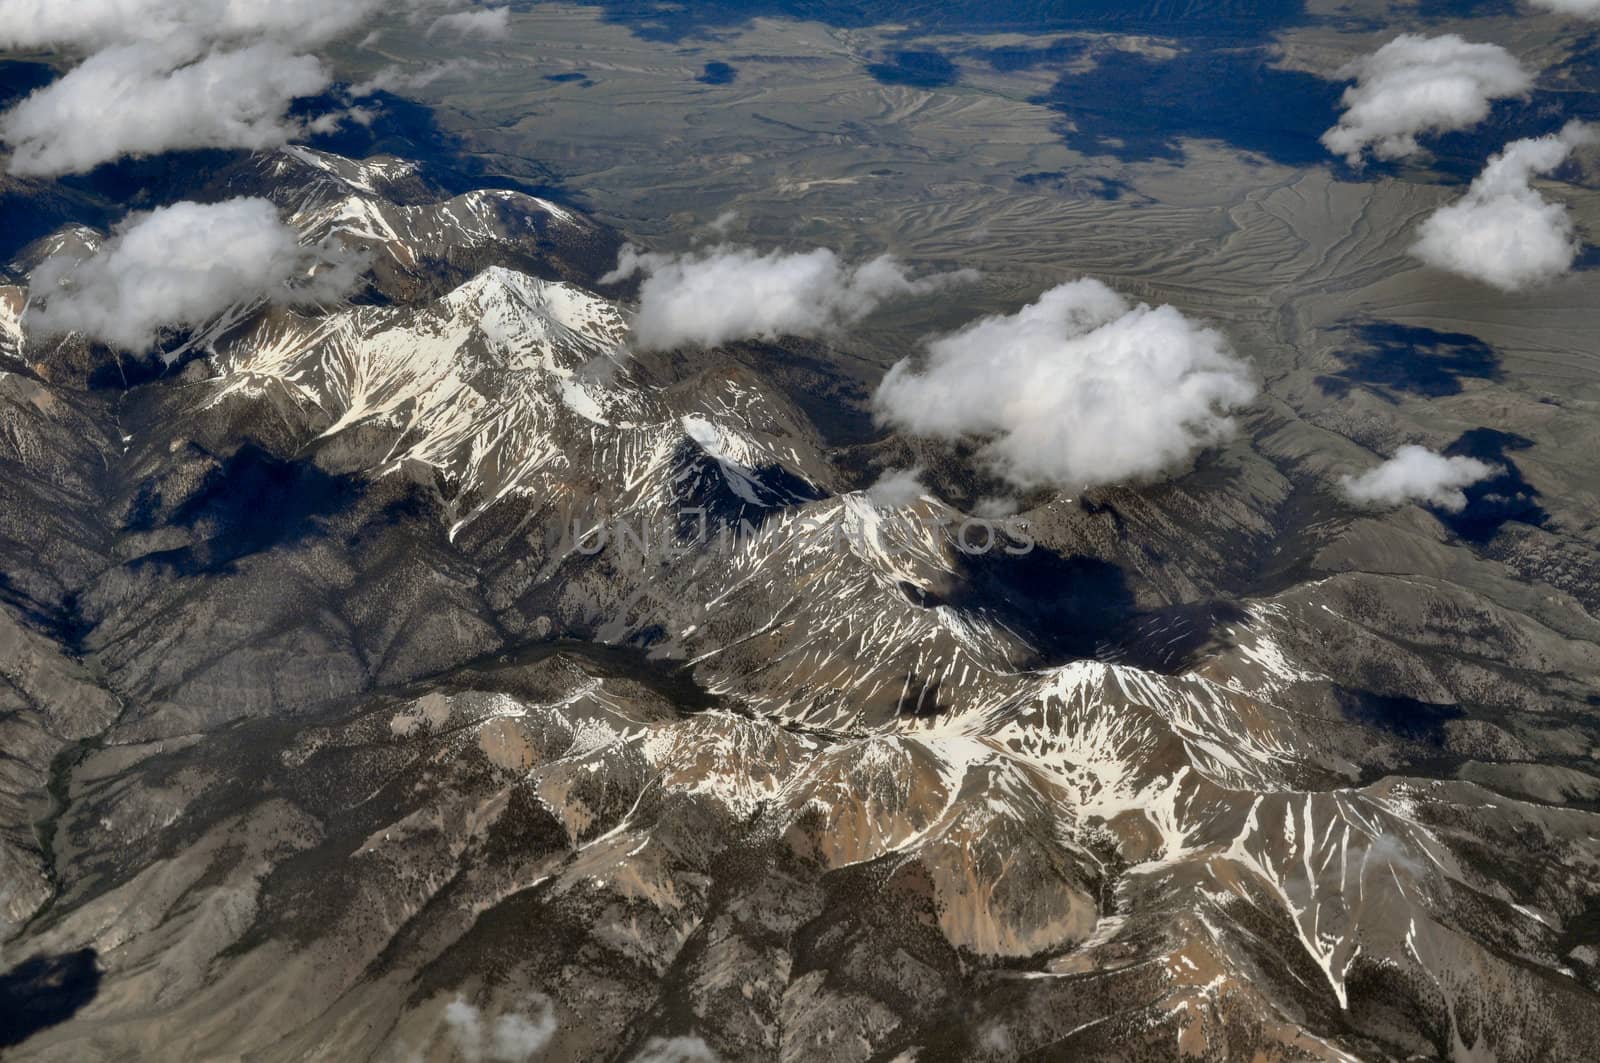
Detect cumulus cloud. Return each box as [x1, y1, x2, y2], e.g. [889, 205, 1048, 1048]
[1321, 35, 1530, 165]
[1411, 122, 1594, 291]
[26, 199, 357, 353]
[443, 997, 557, 1063]
[0, 0, 469, 175]
[874, 279, 1257, 491]
[431, 7, 512, 39]
[0, 0, 384, 51]
[602, 244, 978, 352]
[866, 468, 928, 507]
[1340, 445, 1498, 511]
[1, 42, 330, 177]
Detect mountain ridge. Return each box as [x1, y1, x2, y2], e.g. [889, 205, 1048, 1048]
[1, 141, 1599, 1062]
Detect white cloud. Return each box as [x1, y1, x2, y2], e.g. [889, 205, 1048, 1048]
[632, 1035, 721, 1063]
[0, 0, 470, 175]
[1528, 0, 1600, 17]
[442, 1000, 488, 1063]
[602, 244, 978, 352]
[874, 279, 1257, 491]
[1411, 122, 1594, 291]
[0, 0, 382, 51]
[1321, 35, 1530, 165]
[443, 997, 557, 1063]
[973, 496, 1020, 518]
[431, 7, 512, 39]
[351, 59, 488, 98]
[25, 198, 357, 353]
[1, 42, 329, 177]
[866, 468, 927, 507]
[490, 1013, 556, 1062]
[1340, 445, 1498, 511]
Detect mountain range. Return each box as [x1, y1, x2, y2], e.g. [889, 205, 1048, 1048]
[3, 136, 1600, 1062]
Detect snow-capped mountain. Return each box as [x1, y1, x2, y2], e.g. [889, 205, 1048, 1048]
[2, 144, 1599, 1063]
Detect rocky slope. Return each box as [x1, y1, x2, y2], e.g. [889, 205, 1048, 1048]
[1, 143, 1599, 1063]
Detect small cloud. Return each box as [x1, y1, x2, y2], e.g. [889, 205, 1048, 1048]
[443, 996, 557, 1063]
[1321, 34, 1530, 166]
[1411, 121, 1594, 291]
[351, 58, 487, 97]
[1339, 444, 1499, 512]
[978, 1023, 1015, 1056]
[602, 244, 978, 352]
[973, 496, 1019, 519]
[308, 106, 380, 134]
[430, 7, 512, 40]
[1528, 0, 1600, 17]
[632, 1035, 721, 1063]
[489, 1011, 555, 1062]
[25, 198, 357, 353]
[866, 467, 927, 508]
[874, 278, 1257, 491]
